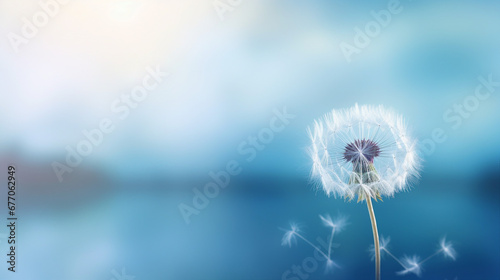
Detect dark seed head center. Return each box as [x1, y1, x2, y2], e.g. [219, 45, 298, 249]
[343, 139, 381, 163]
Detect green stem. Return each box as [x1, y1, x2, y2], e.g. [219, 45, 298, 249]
[366, 195, 380, 280]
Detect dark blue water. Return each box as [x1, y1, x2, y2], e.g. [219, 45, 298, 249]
[11, 174, 499, 280]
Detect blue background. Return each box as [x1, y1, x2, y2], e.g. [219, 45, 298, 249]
[0, 0, 499, 279]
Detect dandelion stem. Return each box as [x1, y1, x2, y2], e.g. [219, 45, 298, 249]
[294, 232, 330, 260]
[366, 195, 381, 280]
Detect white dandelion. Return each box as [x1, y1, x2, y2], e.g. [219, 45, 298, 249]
[308, 104, 421, 280]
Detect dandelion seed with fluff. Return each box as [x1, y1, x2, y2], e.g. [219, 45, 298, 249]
[281, 214, 347, 272]
[370, 236, 457, 276]
[308, 104, 421, 280]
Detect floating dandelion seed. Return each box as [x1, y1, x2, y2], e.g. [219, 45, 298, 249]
[281, 223, 300, 247]
[369, 236, 457, 277]
[319, 214, 348, 260]
[308, 104, 421, 280]
[281, 215, 348, 273]
[319, 214, 348, 233]
[440, 237, 457, 260]
[370, 236, 391, 261]
[379, 236, 391, 252]
[397, 255, 422, 277]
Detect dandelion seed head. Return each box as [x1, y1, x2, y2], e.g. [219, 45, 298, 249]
[440, 237, 457, 260]
[308, 104, 421, 200]
[397, 255, 422, 277]
[343, 139, 381, 163]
